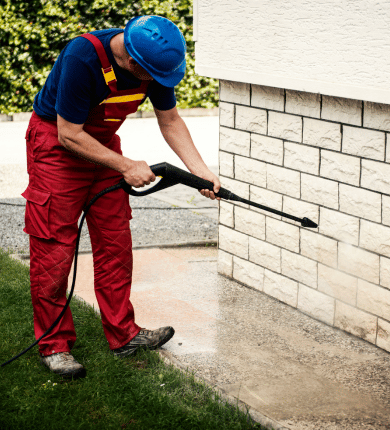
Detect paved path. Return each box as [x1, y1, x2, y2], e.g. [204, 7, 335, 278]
[71, 247, 390, 430]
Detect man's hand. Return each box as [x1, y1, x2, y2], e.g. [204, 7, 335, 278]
[198, 170, 221, 201]
[122, 160, 156, 188]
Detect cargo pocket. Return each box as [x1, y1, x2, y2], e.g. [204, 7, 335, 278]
[22, 186, 52, 239]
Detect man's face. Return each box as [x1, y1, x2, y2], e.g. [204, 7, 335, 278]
[128, 59, 154, 81]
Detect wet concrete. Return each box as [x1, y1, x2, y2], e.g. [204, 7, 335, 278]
[70, 247, 390, 430]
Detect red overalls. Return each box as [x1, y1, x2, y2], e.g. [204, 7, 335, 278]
[23, 34, 149, 356]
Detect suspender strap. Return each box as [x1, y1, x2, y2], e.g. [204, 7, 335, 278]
[79, 33, 117, 92]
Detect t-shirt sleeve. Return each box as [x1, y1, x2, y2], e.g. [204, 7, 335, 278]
[55, 55, 96, 124]
[147, 81, 176, 111]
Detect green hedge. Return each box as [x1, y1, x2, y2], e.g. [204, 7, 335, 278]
[0, 0, 218, 114]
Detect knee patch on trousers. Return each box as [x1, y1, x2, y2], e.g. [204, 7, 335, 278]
[96, 229, 133, 282]
[30, 238, 75, 302]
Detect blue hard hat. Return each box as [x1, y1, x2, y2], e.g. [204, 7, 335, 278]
[124, 16, 186, 88]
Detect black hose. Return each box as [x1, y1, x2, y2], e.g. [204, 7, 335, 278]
[1, 161, 317, 368]
[1, 182, 122, 367]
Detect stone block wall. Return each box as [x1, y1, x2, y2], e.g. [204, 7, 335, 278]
[218, 80, 390, 353]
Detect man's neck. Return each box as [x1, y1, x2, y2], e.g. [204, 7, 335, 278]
[110, 33, 128, 70]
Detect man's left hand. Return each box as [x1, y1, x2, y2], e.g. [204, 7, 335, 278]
[198, 170, 221, 200]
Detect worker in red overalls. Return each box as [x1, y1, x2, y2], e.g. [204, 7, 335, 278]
[23, 15, 220, 378]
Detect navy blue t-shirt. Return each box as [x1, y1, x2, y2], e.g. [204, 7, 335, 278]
[33, 29, 176, 124]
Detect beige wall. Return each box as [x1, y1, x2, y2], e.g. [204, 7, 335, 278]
[194, 0, 390, 104]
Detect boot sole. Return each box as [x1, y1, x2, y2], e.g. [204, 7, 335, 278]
[40, 359, 87, 379]
[114, 327, 175, 358]
[147, 327, 175, 351]
[56, 367, 87, 379]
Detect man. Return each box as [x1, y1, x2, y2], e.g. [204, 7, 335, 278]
[23, 15, 220, 378]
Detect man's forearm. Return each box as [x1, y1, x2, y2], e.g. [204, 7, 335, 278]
[57, 115, 155, 187]
[58, 128, 127, 173]
[157, 113, 210, 176]
[156, 107, 221, 198]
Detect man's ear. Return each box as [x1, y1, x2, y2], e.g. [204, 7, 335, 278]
[128, 57, 137, 67]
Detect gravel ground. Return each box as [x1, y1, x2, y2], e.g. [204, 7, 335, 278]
[0, 195, 217, 255]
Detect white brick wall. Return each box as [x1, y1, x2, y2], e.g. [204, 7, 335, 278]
[361, 159, 390, 194]
[285, 90, 321, 118]
[235, 206, 266, 240]
[267, 164, 300, 198]
[251, 134, 283, 165]
[335, 301, 377, 343]
[220, 81, 250, 105]
[319, 207, 359, 246]
[320, 149, 360, 186]
[318, 264, 357, 305]
[303, 118, 341, 151]
[284, 141, 319, 175]
[357, 279, 390, 320]
[282, 249, 317, 289]
[218, 249, 233, 277]
[338, 243, 379, 284]
[233, 256, 264, 291]
[217, 80, 390, 353]
[235, 105, 267, 134]
[219, 151, 234, 177]
[219, 102, 235, 128]
[364, 102, 390, 132]
[250, 185, 282, 219]
[235, 156, 266, 187]
[268, 111, 302, 142]
[298, 284, 335, 325]
[301, 229, 337, 268]
[264, 269, 298, 307]
[220, 126, 250, 157]
[339, 184, 381, 223]
[301, 174, 338, 209]
[249, 237, 281, 273]
[377, 319, 390, 351]
[219, 201, 234, 227]
[251, 85, 284, 111]
[342, 126, 385, 161]
[322, 96, 362, 126]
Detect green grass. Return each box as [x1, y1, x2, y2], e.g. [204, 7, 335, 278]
[0, 249, 266, 430]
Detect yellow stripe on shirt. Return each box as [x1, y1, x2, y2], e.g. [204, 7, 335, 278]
[100, 94, 145, 104]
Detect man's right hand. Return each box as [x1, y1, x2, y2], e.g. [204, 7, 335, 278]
[122, 160, 156, 188]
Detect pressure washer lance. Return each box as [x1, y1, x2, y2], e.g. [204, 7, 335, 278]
[1, 162, 317, 368]
[123, 162, 318, 228]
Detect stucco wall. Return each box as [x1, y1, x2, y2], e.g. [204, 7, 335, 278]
[218, 80, 390, 352]
[194, 0, 390, 104]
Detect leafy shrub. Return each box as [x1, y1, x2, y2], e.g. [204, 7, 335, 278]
[0, 0, 218, 114]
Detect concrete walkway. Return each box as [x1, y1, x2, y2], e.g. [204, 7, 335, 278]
[2, 117, 390, 429]
[71, 244, 390, 430]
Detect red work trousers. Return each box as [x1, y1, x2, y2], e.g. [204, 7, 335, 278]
[24, 112, 140, 356]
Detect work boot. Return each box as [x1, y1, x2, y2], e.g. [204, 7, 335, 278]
[40, 352, 86, 378]
[113, 326, 175, 358]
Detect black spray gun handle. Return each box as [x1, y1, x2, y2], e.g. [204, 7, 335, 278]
[119, 162, 233, 200]
[119, 162, 318, 228]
